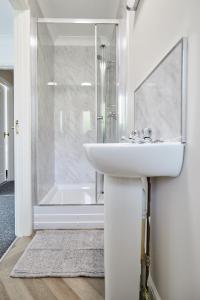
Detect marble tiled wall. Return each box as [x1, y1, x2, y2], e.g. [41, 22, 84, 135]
[37, 24, 55, 202]
[54, 46, 96, 184]
[134, 41, 182, 141]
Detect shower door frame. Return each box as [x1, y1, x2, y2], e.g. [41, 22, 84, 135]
[37, 18, 119, 24]
[95, 23, 119, 202]
[35, 18, 120, 205]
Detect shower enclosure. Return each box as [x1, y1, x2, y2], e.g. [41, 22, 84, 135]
[35, 20, 118, 206]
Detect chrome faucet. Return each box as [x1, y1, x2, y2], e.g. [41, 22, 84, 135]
[121, 128, 153, 143]
[121, 130, 142, 143]
[129, 130, 141, 142]
[142, 127, 152, 142]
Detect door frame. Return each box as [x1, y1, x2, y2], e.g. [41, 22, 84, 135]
[0, 79, 6, 184]
[9, 0, 33, 236]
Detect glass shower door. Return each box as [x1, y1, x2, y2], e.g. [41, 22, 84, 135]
[36, 20, 118, 206]
[96, 24, 118, 204]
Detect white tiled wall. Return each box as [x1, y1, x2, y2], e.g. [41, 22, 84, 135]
[54, 45, 96, 185]
[134, 41, 182, 141]
[37, 25, 55, 202]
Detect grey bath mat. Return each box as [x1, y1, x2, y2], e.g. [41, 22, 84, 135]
[11, 230, 104, 278]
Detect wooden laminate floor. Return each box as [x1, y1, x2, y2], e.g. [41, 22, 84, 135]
[0, 237, 105, 300]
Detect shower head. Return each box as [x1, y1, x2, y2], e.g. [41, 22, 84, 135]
[126, 0, 140, 11]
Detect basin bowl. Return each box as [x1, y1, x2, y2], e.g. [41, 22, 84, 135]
[83, 142, 184, 178]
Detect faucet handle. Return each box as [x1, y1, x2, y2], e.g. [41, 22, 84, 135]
[142, 128, 152, 140]
[129, 129, 140, 139]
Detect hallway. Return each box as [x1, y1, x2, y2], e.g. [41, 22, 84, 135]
[0, 181, 15, 258]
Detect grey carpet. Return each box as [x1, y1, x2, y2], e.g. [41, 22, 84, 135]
[11, 230, 104, 278]
[0, 181, 15, 195]
[0, 195, 15, 258]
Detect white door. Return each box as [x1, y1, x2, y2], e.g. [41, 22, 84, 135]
[0, 84, 5, 184]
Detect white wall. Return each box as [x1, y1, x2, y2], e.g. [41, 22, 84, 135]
[132, 0, 200, 299]
[0, 35, 14, 67]
[0, 0, 14, 67]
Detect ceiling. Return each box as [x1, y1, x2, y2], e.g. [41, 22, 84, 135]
[0, 0, 14, 35]
[35, 0, 121, 46]
[35, 0, 121, 19]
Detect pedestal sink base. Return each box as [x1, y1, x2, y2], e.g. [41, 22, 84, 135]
[104, 175, 143, 300]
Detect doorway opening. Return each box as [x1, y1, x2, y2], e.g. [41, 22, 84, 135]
[0, 70, 15, 257]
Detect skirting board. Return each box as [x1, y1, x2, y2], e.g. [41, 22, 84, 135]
[34, 205, 104, 229]
[148, 275, 162, 300]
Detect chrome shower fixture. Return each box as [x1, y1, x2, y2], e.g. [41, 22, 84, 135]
[126, 0, 140, 11]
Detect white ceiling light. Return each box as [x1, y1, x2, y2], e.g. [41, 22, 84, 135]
[81, 82, 92, 86]
[47, 81, 58, 86]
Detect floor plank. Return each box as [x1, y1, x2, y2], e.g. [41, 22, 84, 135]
[64, 278, 105, 300]
[22, 279, 58, 300]
[0, 279, 10, 300]
[43, 278, 81, 300]
[86, 278, 105, 297]
[0, 237, 105, 300]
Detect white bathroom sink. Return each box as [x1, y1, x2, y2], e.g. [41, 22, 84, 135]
[83, 142, 184, 178]
[83, 141, 185, 300]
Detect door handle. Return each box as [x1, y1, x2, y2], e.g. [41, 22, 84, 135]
[97, 116, 103, 120]
[15, 120, 19, 134]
